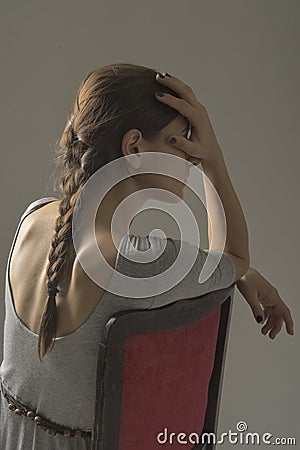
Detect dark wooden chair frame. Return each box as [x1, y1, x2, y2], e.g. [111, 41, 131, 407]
[91, 283, 235, 450]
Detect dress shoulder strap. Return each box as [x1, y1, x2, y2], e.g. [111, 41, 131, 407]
[20, 196, 59, 222]
[4, 197, 60, 290]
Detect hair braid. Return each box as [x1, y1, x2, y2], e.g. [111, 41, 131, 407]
[38, 123, 94, 361]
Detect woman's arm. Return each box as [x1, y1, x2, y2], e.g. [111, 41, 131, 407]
[203, 150, 250, 281]
[155, 73, 250, 281]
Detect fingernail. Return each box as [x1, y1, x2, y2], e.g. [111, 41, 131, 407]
[157, 72, 165, 78]
[164, 72, 172, 77]
[256, 315, 263, 323]
[155, 91, 164, 97]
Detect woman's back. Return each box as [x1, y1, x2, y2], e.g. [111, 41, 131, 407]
[9, 198, 119, 339]
[0, 196, 235, 449]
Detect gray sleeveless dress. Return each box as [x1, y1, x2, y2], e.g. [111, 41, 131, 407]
[0, 197, 235, 449]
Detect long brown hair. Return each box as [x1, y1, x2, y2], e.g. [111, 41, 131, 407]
[38, 63, 182, 361]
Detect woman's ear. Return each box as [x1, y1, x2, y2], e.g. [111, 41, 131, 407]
[122, 129, 142, 170]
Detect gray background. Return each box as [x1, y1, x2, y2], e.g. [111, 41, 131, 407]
[0, 1, 299, 448]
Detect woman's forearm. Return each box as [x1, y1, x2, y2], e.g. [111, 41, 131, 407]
[201, 148, 250, 276]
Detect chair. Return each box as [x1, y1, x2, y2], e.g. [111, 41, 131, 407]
[91, 284, 235, 450]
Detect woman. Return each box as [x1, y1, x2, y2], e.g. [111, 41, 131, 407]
[0, 63, 294, 449]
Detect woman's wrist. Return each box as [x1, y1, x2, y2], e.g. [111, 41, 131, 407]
[236, 266, 256, 286]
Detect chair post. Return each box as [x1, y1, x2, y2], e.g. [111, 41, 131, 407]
[193, 291, 234, 450]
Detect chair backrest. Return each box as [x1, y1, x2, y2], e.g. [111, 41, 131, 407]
[92, 284, 235, 450]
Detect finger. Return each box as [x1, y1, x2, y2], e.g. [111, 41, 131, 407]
[262, 307, 272, 323]
[268, 288, 294, 335]
[155, 72, 200, 107]
[282, 307, 294, 335]
[239, 285, 266, 324]
[269, 318, 284, 339]
[248, 301, 265, 324]
[166, 134, 203, 159]
[261, 315, 276, 336]
[155, 91, 204, 127]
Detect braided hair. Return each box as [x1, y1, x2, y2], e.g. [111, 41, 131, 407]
[37, 63, 182, 361]
[37, 121, 94, 361]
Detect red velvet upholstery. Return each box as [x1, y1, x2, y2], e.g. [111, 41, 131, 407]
[118, 307, 221, 450]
